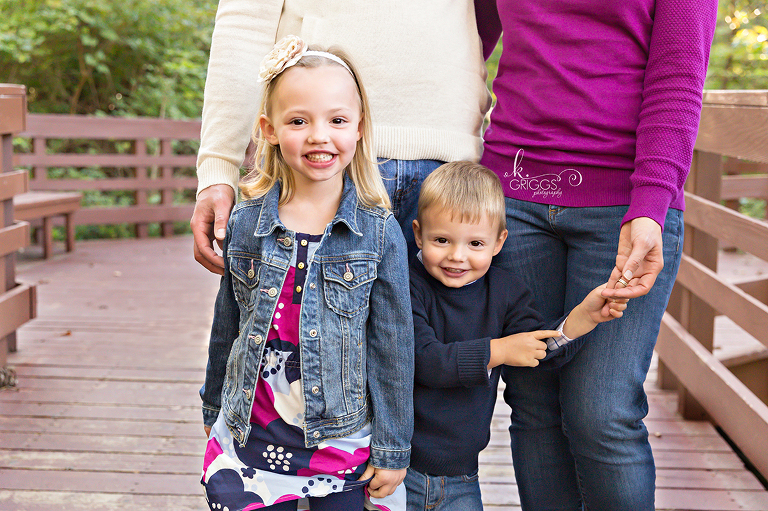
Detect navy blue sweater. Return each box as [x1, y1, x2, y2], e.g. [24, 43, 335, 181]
[409, 262, 569, 476]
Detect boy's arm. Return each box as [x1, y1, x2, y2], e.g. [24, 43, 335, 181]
[562, 284, 627, 339]
[411, 279, 493, 389]
[497, 274, 600, 367]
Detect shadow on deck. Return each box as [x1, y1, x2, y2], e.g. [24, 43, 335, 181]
[1, 236, 767, 510]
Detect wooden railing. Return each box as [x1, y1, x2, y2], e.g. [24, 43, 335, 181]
[0, 84, 36, 386]
[13, 114, 201, 238]
[658, 90, 768, 478]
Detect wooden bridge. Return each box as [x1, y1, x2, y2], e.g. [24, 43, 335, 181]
[2, 86, 768, 509]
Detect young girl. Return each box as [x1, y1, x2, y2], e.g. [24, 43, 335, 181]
[199, 36, 413, 511]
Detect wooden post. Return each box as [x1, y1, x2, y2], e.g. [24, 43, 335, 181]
[160, 139, 174, 237]
[675, 150, 722, 419]
[135, 139, 149, 238]
[0, 84, 36, 383]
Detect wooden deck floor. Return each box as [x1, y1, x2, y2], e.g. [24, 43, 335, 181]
[1, 236, 767, 510]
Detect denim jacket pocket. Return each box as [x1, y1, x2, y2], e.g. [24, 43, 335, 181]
[230, 255, 261, 310]
[322, 260, 377, 317]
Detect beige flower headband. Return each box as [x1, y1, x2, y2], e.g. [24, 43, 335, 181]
[258, 35, 353, 83]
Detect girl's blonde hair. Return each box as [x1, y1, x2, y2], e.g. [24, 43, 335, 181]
[240, 46, 390, 210]
[418, 161, 507, 234]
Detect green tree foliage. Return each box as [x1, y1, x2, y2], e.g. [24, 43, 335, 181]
[707, 0, 768, 89]
[0, 0, 217, 118]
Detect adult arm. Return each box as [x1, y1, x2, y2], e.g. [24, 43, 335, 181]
[192, 0, 283, 273]
[365, 217, 413, 470]
[474, 0, 502, 60]
[605, 0, 717, 298]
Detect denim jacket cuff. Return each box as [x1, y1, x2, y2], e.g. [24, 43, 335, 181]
[203, 405, 220, 427]
[368, 446, 411, 470]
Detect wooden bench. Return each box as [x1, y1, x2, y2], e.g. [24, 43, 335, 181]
[13, 191, 82, 259]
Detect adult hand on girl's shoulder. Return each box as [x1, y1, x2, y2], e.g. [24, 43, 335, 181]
[602, 216, 663, 300]
[204, 425, 211, 438]
[191, 184, 235, 275]
[358, 465, 406, 498]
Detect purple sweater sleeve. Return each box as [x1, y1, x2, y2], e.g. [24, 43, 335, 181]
[474, 0, 501, 61]
[624, 0, 717, 227]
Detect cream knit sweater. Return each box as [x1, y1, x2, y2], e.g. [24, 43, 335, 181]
[196, 0, 492, 195]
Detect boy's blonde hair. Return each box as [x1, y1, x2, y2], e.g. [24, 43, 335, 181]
[418, 161, 506, 233]
[240, 46, 390, 209]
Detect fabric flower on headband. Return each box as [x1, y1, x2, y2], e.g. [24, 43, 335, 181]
[258, 35, 308, 83]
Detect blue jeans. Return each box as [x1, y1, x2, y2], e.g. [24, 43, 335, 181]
[379, 159, 444, 261]
[405, 467, 483, 511]
[495, 199, 683, 511]
[261, 488, 364, 510]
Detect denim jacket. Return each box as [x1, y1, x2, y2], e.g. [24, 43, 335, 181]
[200, 175, 414, 470]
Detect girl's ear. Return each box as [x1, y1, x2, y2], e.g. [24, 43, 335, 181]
[356, 113, 363, 141]
[259, 115, 279, 145]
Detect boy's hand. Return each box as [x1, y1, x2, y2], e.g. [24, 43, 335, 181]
[358, 465, 406, 498]
[489, 331, 556, 369]
[563, 284, 628, 338]
[584, 284, 628, 322]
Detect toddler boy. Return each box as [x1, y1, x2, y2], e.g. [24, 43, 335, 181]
[405, 161, 625, 511]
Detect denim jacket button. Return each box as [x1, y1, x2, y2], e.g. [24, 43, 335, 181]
[311, 385, 320, 394]
[309, 283, 316, 290]
[343, 271, 354, 281]
[313, 431, 320, 438]
[268, 287, 278, 297]
[282, 237, 292, 248]
[309, 329, 318, 337]
[254, 335, 263, 344]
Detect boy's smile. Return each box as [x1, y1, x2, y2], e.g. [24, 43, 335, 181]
[413, 208, 508, 288]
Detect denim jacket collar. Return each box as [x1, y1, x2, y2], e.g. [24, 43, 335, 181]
[254, 174, 362, 237]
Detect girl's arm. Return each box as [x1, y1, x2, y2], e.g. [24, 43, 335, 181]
[196, 0, 283, 195]
[365, 216, 414, 471]
[199, 224, 240, 427]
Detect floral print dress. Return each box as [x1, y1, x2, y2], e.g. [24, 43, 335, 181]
[201, 233, 404, 511]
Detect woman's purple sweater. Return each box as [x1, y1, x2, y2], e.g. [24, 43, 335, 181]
[476, 0, 717, 228]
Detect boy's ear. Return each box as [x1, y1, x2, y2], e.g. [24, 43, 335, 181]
[492, 229, 508, 256]
[412, 219, 423, 249]
[259, 115, 278, 145]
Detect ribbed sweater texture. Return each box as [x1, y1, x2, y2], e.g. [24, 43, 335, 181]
[476, 0, 717, 228]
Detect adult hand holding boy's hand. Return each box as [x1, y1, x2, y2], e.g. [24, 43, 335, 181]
[358, 465, 406, 498]
[488, 331, 556, 369]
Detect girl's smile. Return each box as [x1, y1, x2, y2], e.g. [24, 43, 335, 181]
[259, 65, 362, 190]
